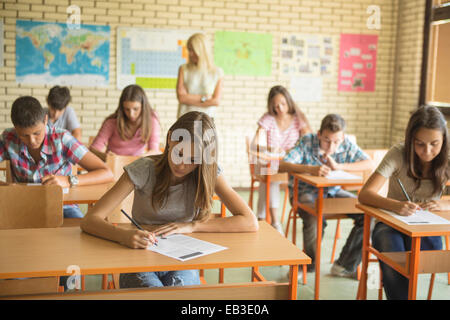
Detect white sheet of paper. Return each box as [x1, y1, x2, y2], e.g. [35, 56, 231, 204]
[380, 209, 450, 225]
[326, 170, 362, 180]
[147, 234, 228, 262]
[26, 183, 69, 194]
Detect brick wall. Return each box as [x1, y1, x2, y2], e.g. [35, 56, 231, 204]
[0, 0, 418, 188]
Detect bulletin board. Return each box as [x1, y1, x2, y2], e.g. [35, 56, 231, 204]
[338, 34, 378, 92]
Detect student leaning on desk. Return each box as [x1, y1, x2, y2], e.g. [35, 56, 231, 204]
[358, 105, 450, 300]
[278, 113, 373, 279]
[81, 111, 258, 288]
[0, 96, 114, 218]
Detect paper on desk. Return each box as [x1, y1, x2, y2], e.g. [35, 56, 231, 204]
[326, 170, 362, 180]
[380, 209, 450, 225]
[147, 234, 228, 261]
[27, 183, 69, 194]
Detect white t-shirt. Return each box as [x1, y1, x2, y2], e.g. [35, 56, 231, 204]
[178, 64, 224, 119]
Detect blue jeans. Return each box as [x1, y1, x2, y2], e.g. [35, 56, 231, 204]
[119, 270, 200, 288]
[295, 188, 366, 272]
[63, 205, 83, 218]
[372, 222, 443, 300]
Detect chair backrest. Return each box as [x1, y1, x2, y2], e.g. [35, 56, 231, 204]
[105, 154, 141, 223]
[362, 149, 389, 196]
[4, 160, 13, 183]
[0, 184, 63, 229]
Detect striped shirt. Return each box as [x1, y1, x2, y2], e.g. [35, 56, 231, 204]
[257, 113, 305, 152]
[0, 125, 88, 183]
[283, 133, 369, 199]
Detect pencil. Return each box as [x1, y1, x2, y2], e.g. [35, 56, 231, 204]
[120, 209, 157, 246]
[397, 178, 412, 202]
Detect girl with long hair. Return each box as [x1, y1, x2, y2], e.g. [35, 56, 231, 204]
[81, 111, 258, 288]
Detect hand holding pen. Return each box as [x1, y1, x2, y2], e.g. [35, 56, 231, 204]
[120, 209, 158, 249]
[396, 178, 419, 216]
[312, 155, 331, 177]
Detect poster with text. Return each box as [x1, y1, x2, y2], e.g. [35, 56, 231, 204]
[280, 34, 335, 77]
[338, 34, 378, 92]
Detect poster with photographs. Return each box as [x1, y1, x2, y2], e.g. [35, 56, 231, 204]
[338, 34, 378, 92]
[279, 34, 334, 77]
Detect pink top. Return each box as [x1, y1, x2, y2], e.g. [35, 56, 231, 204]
[91, 113, 161, 156]
[257, 113, 305, 151]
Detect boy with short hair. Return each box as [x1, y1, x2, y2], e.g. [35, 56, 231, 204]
[279, 113, 373, 278]
[46, 86, 82, 141]
[0, 96, 113, 218]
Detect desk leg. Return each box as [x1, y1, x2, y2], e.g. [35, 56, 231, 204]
[314, 187, 324, 300]
[265, 174, 271, 225]
[289, 264, 299, 300]
[357, 214, 371, 300]
[408, 237, 421, 300]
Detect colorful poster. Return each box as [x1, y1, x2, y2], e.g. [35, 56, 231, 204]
[15, 20, 110, 87]
[338, 34, 378, 92]
[279, 34, 335, 77]
[214, 31, 272, 76]
[117, 28, 197, 89]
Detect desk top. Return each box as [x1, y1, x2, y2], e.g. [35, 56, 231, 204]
[356, 203, 450, 237]
[0, 222, 310, 279]
[291, 173, 364, 188]
[63, 182, 114, 205]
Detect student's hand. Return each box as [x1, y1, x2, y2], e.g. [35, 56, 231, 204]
[153, 222, 195, 238]
[419, 200, 443, 211]
[323, 155, 340, 171]
[120, 229, 157, 249]
[394, 201, 420, 216]
[41, 175, 70, 188]
[312, 165, 331, 177]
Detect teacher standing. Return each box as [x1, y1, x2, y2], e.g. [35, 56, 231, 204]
[176, 33, 224, 120]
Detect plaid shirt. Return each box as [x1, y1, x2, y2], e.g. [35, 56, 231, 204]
[0, 125, 88, 183]
[283, 133, 369, 200]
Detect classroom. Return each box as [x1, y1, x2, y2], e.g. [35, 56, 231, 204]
[0, 0, 449, 303]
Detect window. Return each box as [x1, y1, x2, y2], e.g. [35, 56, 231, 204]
[420, 0, 450, 113]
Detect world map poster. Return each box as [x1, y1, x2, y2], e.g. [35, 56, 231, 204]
[15, 20, 110, 87]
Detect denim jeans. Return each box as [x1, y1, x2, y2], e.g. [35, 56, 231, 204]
[372, 222, 443, 300]
[295, 188, 366, 273]
[63, 205, 84, 218]
[119, 270, 201, 288]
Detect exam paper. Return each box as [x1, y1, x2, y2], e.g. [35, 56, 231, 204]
[326, 170, 362, 180]
[380, 209, 450, 225]
[147, 234, 228, 261]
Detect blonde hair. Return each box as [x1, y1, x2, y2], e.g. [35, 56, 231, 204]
[186, 33, 215, 72]
[151, 111, 218, 221]
[106, 84, 157, 143]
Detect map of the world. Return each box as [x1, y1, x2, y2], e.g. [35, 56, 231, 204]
[16, 20, 110, 87]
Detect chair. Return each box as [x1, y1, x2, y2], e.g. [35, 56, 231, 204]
[0, 184, 64, 296]
[245, 137, 289, 225]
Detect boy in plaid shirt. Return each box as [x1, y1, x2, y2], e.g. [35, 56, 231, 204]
[279, 114, 373, 278]
[0, 96, 113, 218]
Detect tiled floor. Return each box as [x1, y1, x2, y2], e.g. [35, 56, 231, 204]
[80, 190, 450, 300]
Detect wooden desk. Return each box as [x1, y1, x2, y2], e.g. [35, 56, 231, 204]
[290, 172, 364, 300]
[356, 204, 450, 300]
[63, 182, 114, 207]
[0, 221, 311, 300]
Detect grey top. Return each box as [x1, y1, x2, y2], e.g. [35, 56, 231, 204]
[376, 143, 445, 202]
[124, 157, 222, 225]
[46, 106, 80, 133]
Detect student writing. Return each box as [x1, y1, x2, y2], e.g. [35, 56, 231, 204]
[358, 106, 450, 300]
[81, 111, 258, 288]
[279, 113, 373, 279]
[90, 84, 161, 161]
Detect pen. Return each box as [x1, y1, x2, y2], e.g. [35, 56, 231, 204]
[397, 178, 412, 202]
[120, 209, 157, 246]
